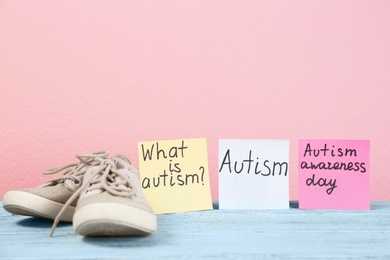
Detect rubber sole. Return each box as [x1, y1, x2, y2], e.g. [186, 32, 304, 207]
[73, 202, 157, 236]
[2, 190, 75, 222]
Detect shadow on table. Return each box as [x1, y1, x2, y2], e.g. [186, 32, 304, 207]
[289, 201, 299, 209]
[82, 233, 166, 248]
[16, 217, 70, 228]
[212, 201, 300, 209]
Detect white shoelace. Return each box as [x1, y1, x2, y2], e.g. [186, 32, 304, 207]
[42, 151, 109, 191]
[49, 155, 137, 237]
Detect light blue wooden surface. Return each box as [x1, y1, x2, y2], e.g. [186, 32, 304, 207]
[1, 201, 389, 259]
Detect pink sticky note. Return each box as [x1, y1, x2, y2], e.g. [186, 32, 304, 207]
[299, 139, 370, 210]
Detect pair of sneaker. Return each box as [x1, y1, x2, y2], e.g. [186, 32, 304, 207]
[2, 151, 157, 237]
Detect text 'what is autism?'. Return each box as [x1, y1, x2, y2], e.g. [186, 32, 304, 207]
[140, 140, 206, 189]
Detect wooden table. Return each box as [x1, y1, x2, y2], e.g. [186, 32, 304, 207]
[1, 201, 389, 259]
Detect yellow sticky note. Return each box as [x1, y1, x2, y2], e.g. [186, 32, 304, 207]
[138, 138, 213, 214]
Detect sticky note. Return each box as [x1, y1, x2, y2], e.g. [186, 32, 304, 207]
[138, 138, 213, 214]
[218, 139, 290, 209]
[298, 139, 370, 210]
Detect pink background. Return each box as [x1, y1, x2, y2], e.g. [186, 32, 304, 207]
[298, 140, 370, 209]
[1, 1, 389, 201]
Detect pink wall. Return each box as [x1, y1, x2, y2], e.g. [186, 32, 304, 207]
[1, 1, 389, 201]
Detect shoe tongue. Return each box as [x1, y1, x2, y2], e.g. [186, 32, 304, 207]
[79, 162, 131, 199]
[112, 154, 131, 169]
[64, 167, 86, 191]
[78, 165, 105, 198]
[64, 179, 80, 191]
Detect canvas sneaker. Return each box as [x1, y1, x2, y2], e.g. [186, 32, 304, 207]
[50, 154, 157, 237]
[3, 151, 109, 222]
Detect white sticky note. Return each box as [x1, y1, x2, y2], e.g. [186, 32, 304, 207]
[218, 139, 290, 209]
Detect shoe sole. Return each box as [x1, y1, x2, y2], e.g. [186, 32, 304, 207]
[2, 190, 75, 222]
[73, 202, 157, 236]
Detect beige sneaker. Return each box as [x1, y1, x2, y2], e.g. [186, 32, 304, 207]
[50, 154, 157, 237]
[3, 151, 109, 222]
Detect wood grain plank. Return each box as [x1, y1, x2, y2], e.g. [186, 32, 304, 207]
[1, 202, 389, 259]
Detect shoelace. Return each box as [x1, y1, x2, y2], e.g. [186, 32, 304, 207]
[49, 156, 137, 237]
[42, 151, 109, 191]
